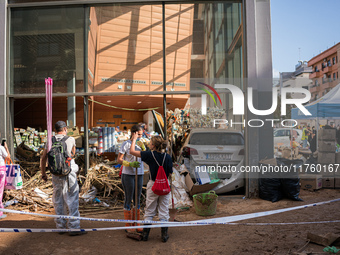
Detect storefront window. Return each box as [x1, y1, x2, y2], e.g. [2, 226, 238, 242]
[9, 1, 244, 135]
[10, 6, 84, 94]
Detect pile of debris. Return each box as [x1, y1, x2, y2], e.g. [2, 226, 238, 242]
[3, 155, 145, 213]
[3, 167, 54, 212]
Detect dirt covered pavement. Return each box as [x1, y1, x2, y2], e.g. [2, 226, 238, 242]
[0, 189, 340, 255]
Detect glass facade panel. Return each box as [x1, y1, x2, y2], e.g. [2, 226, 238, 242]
[10, 6, 84, 94]
[187, 2, 243, 130]
[88, 4, 164, 93]
[9, 1, 244, 130]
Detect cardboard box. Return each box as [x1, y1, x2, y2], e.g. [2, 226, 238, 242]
[67, 127, 80, 137]
[182, 170, 220, 196]
[320, 165, 336, 177]
[318, 152, 335, 164]
[322, 177, 335, 189]
[26, 126, 35, 132]
[300, 174, 323, 191]
[73, 135, 83, 148]
[14, 134, 22, 145]
[194, 166, 211, 185]
[334, 168, 340, 177]
[143, 170, 150, 186]
[89, 136, 98, 147]
[318, 129, 336, 141]
[318, 140, 336, 152]
[102, 152, 116, 161]
[336, 152, 340, 164]
[16, 143, 36, 160]
[335, 178, 340, 189]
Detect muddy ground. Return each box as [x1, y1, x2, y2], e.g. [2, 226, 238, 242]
[0, 188, 340, 255]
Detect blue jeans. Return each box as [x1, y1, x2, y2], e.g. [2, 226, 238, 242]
[121, 173, 143, 210]
[302, 139, 308, 148]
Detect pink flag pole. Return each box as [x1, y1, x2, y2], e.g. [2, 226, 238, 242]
[46, 77, 53, 152]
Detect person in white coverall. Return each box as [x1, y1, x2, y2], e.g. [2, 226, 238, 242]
[40, 121, 86, 236]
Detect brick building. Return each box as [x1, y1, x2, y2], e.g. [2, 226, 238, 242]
[308, 42, 340, 101]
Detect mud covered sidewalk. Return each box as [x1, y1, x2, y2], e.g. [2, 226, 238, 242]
[0, 189, 340, 255]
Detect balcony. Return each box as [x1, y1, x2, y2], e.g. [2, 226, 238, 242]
[323, 64, 337, 73]
[323, 66, 331, 73]
[321, 82, 332, 90]
[310, 71, 320, 79]
[310, 85, 320, 93]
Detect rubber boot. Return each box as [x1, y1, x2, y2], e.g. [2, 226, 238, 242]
[161, 227, 169, 243]
[142, 224, 151, 241]
[124, 209, 134, 233]
[132, 208, 143, 233]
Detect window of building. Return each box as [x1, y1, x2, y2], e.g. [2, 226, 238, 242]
[333, 73, 336, 81]
[314, 66, 319, 72]
[333, 57, 336, 65]
[327, 60, 331, 67]
[10, 7, 84, 94]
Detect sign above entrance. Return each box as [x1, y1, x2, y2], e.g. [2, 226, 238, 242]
[101, 78, 146, 84]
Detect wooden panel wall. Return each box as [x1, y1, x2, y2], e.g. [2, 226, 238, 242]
[93, 4, 194, 93]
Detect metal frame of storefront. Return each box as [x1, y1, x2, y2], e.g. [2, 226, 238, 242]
[1, 0, 273, 197]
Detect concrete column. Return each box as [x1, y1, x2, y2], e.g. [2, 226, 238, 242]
[245, 0, 274, 197]
[0, 0, 6, 142]
[67, 71, 76, 127]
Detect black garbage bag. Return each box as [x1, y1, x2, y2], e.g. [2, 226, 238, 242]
[259, 178, 283, 202]
[276, 158, 302, 179]
[280, 178, 302, 201]
[277, 158, 302, 201]
[259, 158, 303, 202]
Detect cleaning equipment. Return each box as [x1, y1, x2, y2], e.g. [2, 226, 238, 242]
[193, 191, 218, 216]
[169, 124, 177, 222]
[126, 158, 142, 241]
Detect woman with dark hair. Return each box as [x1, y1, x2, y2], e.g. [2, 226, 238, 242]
[117, 124, 146, 234]
[130, 134, 173, 243]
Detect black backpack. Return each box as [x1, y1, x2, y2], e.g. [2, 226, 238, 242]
[47, 136, 72, 176]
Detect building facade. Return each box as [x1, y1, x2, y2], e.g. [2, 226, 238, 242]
[0, 0, 273, 197]
[275, 61, 312, 99]
[308, 42, 340, 101]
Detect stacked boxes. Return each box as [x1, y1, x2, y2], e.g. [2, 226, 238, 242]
[318, 129, 336, 164]
[67, 127, 83, 148]
[336, 152, 340, 188]
[318, 129, 337, 188]
[14, 127, 50, 151]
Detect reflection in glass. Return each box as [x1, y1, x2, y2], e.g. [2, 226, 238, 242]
[10, 7, 84, 94]
[189, 2, 244, 130]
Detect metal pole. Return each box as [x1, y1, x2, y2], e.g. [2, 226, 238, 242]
[135, 157, 138, 227]
[162, 2, 167, 140]
[83, 7, 89, 176]
[280, 72, 283, 123]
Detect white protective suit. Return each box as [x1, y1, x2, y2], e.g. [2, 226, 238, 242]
[52, 159, 80, 229]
